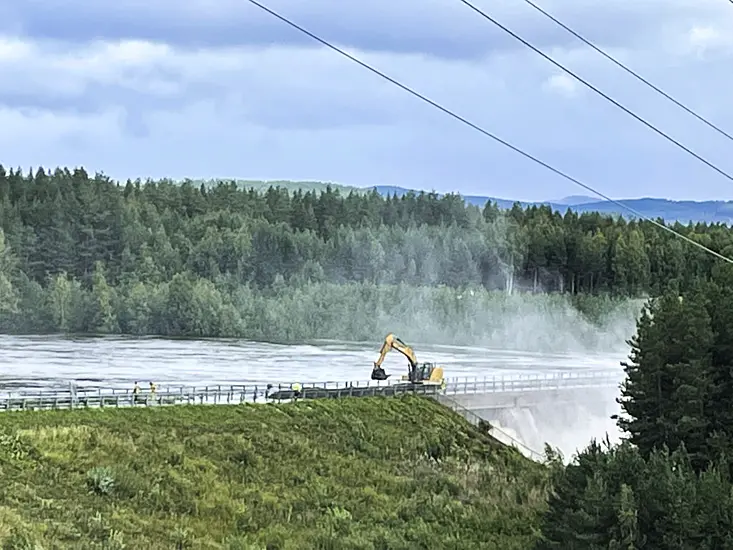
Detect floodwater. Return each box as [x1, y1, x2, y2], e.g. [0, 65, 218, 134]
[0, 334, 625, 393]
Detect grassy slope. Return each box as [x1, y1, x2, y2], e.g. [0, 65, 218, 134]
[0, 397, 547, 550]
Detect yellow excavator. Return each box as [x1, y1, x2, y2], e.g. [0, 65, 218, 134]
[371, 333, 444, 385]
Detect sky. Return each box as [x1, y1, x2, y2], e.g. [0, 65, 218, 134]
[1, 0, 733, 202]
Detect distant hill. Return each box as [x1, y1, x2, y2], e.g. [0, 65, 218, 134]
[184, 179, 733, 225]
[369, 185, 733, 225]
[553, 195, 598, 206]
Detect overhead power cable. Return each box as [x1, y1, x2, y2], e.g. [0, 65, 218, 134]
[520, 0, 733, 144]
[455, 0, 733, 185]
[244, 0, 733, 266]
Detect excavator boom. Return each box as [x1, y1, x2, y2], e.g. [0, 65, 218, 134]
[374, 334, 417, 369]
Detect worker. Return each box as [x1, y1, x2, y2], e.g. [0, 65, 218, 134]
[291, 382, 302, 400]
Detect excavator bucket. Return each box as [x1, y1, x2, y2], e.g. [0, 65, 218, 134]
[371, 367, 390, 381]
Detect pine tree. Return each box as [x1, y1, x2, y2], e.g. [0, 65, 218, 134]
[616, 289, 714, 463]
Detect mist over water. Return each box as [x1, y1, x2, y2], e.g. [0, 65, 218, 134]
[258, 284, 644, 355]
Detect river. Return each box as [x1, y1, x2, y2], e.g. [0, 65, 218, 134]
[0, 334, 625, 393]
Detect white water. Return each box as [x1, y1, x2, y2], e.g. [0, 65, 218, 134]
[0, 334, 625, 392]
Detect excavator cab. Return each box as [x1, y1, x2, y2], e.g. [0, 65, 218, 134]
[410, 362, 444, 384]
[370, 333, 444, 385]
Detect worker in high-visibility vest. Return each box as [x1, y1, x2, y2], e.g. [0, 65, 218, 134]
[291, 382, 302, 399]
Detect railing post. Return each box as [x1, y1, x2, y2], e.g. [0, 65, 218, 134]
[69, 382, 77, 409]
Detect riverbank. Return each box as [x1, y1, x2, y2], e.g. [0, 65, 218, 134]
[0, 396, 548, 549]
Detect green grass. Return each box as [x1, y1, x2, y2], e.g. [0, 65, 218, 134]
[0, 397, 548, 549]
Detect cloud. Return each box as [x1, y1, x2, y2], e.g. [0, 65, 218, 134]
[543, 73, 579, 98]
[1, 0, 733, 201]
[687, 25, 733, 58]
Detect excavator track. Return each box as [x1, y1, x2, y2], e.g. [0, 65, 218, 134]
[266, 382, 442, 401]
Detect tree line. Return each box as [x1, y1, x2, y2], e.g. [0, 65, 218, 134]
[1, 165, 730, 293]
[0, 164, 728, 339]
[537, 266, 733, 549]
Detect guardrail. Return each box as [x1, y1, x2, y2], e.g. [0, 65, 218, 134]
[444, 370, 621, 395]
[0, 380, 442, 411]
[0, 370, 622, 412]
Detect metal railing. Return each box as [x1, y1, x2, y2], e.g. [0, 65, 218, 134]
[0, 380, 443, 411]
[0, 370, 622, 412]
[443, 369, 620, 395]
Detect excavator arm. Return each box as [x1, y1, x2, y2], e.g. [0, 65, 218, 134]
[374, 333, 417, 368]
[371, 333, 419, 381]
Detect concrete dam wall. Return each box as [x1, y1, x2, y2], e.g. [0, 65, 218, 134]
[444, 386, 622, 461]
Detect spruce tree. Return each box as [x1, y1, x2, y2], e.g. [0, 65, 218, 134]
[617, 289, 713, 464]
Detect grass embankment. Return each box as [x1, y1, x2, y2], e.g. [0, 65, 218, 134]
[0, 397, 548, 549]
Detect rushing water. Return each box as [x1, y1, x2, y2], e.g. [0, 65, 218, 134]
[0, 334, 625, 393]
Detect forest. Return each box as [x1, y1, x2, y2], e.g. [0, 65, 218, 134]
[537, 267, 733, 549]
[0, 165, 728, 342]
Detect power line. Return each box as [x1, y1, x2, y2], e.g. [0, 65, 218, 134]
[520, 0, 733, 144]
[456, 0, 733, 185]
[243, 0, 733, 266]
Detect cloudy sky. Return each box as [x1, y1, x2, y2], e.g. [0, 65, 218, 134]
[1, 0, 733, 201]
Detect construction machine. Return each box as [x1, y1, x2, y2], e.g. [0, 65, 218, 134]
[371, 333, 444, 385]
